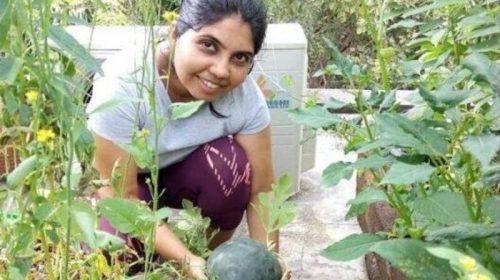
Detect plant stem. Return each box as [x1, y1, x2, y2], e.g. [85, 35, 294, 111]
[62, 130, 74, 279]
[40, 228, 56, 280]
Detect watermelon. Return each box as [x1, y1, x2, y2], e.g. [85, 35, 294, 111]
[207, 237, 282, 280]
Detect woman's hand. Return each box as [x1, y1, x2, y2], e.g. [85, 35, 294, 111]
[185, 254, 207, 280]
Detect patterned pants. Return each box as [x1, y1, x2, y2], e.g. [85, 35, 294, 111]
[97, 136, 252, 263]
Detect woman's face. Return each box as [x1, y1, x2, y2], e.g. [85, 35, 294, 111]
[170, 15, 255, 102]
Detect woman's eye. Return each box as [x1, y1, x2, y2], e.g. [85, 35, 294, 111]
[200, 40, 216, 51]
[234, 54, 250, 64]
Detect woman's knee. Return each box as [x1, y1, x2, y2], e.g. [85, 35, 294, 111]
[197, 136, 252, 230]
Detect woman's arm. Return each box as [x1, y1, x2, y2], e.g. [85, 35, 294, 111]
[92, 133, 206, 277]
[234, 126, 279, 252]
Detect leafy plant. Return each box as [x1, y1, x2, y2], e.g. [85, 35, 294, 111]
[290, 0, 500, 279]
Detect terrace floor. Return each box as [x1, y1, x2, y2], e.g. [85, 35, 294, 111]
[235, 132, 368, 280]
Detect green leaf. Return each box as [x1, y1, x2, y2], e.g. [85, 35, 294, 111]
[388, 19, 423, 30]
[462, 25, 500, 40]
[370, 239, 457, 280]
[414, 192, 472, 225]
[170, 100, 205, 120]
[48, 26, 103, 75]
[321, 162, 353, 188]
[418, 86, 470, 113]
[425, 222, 500, 241]
[288, 106, 343, 128]
[0, 56, 23, 85]
[463, 134, 500, 168]
[346, 188, 387, 219]
[155, 207, 172, 221]
[400, 60, 423, 76]
[6, 155, 38, 189]
[484, 196, 500, 222]
[427, 247, 497, 280]
[381, 162, 435, 185]
[72, 206, 97, 249]
[321, 233, 384, 261]
[482, 164, 500, 187]
[324, 97, 348, 110]
[468, 36, 500, 53]
[0, 0, 11, 48]
[323, 37, 361, 78]
[487, 97, 500, 131]
[462, 53, 500, 95]
[377, 113, 448, 156]
[98, 198, 142, 234]
[353, 154, 394, 170]
[403, 0, 467, 18]
[458, 10, 494, 28]
[95, 230, 126, 252]
[55, 200, 96, 244]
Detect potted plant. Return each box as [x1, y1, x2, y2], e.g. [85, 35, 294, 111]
[290, 0, 499, 279]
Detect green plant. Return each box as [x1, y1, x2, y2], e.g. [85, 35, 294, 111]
[289, 0, 500, 279]
[0, 0, 208, 278]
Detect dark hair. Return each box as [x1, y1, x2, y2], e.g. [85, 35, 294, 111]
[175, 0, 267, 54]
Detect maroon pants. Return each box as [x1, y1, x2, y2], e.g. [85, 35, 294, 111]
[97, 136, 252, 257]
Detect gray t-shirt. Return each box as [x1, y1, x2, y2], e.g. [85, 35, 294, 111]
[86, 47, 271, 171]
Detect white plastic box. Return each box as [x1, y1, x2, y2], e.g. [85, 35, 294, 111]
[65, 23, 314, 191]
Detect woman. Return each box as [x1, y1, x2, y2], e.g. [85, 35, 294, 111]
[86, 0, 279, 278]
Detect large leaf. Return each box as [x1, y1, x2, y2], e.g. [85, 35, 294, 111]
[427, 247, 498, 280]
[481, 164, 500, 188]
[98, 198, 143, 234]
[484, 196, 500, 222]
[0, 56, 23, 85]
[170, 100, 205, 120]
[377, 113, 448, 156]
[418, 86, 470, 113]
[288, 106, 343, 128]
[463, 134, 500, 168]
[425, 222, 500, 241]
[321, 162, 354, 188]
[72, 205, 97, 249]
[48, 26, 103, 75]
[403, 0, 467, 18]
[346, 187, 388, 219]
[371, 239, 457, 279]
[55, 200, 96, 245]
[462, 53, 500, 95]
[353, 154, 394, 170]
[468, 36, 500, 53]
[414, 192, 472, 225]
[381, 162, 435, 185]
[321, 233, 384, 261]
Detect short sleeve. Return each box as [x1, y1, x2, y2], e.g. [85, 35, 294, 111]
[86, 74, 142, 144]
[238, 78, 271, 135]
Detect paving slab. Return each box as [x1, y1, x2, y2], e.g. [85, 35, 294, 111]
[235, 132, 368, 280]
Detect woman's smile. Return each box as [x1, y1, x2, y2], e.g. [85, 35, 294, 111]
[167, 15, 255, 102]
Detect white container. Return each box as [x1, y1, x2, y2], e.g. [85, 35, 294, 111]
[65, 24, 314, 192]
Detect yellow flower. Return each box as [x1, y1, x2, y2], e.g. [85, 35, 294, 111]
[25, 90, 39, 105]
[162, 11, 179, 24]
[471, 273, 491, 280]
[95, 252, 110, 276]
[137, 128, 150, 138]
[36, 129, 56, 143]
[460, 256, 477, 272]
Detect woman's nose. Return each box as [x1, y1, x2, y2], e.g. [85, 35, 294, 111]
[210, 58, 230, 80]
